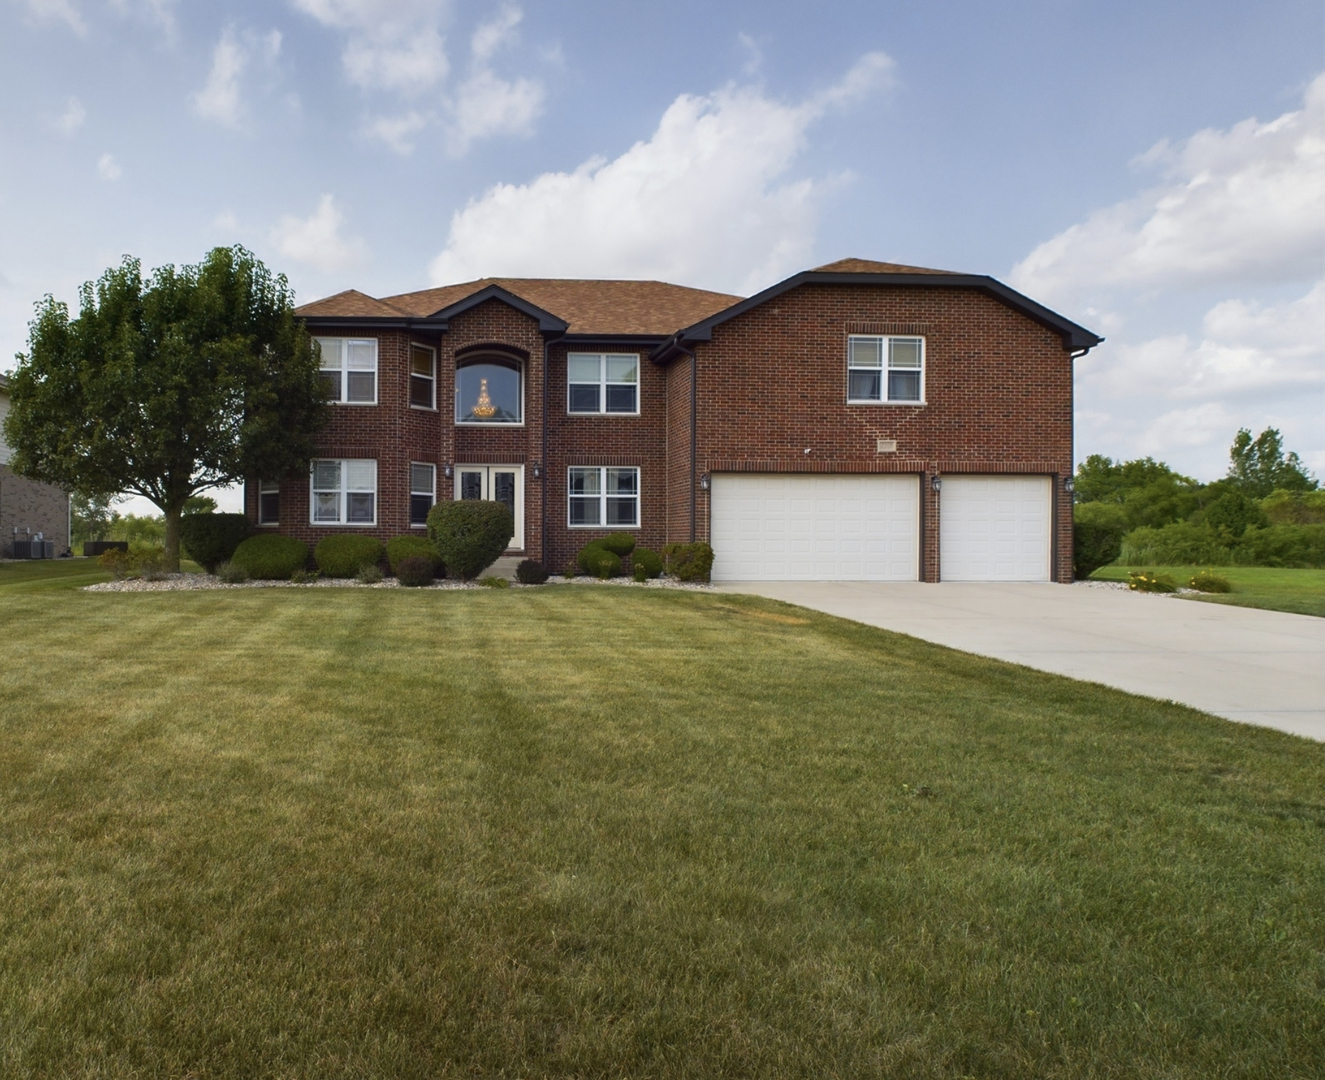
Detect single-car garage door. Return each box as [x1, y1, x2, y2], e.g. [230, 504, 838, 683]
[939, 475, 1051, 581]
[710, 473, 919, 581]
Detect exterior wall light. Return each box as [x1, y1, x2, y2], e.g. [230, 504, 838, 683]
[443, 463, 453, 479]
[1064, 476, 1075, 494]
[930, 475, 942, 493]
[532, 462, 543, 480]
[699, 473, 710, 491]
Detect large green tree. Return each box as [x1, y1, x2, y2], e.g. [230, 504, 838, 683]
[4, 246, 327, 570]
[1227, 427, 1318, 498]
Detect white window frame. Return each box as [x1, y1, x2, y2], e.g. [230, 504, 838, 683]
[409, 462, 435, 528]
[409, 344, 436, 410]
[567, 352, 640, 415]
[315, 337, 378, 406]
[455, 358, 525, 426]
[567, 466, 641, 529]
[846, 335, 925, 405]
[257, 478, 280, 526]
[309, 459, 377, 526]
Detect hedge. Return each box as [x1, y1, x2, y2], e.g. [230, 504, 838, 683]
[179, 513, 251, 572]
[599, 532, 636, 557]
[395, 555, 435, 587]
[662, 541, 714, 582]
[231, 535, 309, 580]
[427, 501, 513, 580]
[386, 535, 444, 576]
[314, 534, 386, 578]
[631, 546, 664, 579]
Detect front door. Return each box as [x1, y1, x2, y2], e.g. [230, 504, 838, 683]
[456, 465, 524, 551]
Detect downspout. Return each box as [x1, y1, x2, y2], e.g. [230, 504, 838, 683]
[542, 332, 564, 568]
[675, 340, 698, 543]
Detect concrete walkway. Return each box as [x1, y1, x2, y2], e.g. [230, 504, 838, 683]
[716, 582, 1325, 741]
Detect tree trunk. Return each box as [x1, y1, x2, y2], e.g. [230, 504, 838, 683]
[164, 503, 182, 572]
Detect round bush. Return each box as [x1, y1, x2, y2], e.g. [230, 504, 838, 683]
[426, 500, 514, 580]
[631, 546, 663, 579]
[590, 549, 622, 579]
[599, 532, 636, 557]
[576, 541, 607, 574]
[315, 534, 386, 578]
[516, 558, 549, 584]
[179, 513, 252, 573]
[396, 555, 435, 587]
[386, 535, 444, 576]
[231, 534, 309, 580]
[662, 541, 714, 582]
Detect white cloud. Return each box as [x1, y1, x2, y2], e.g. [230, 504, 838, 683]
[1012, 74, 1325, 306]
[443, 5, 541, 154]
[293, 0, 450, 93]
[15, 0, 85, 35]
[737, 33, 763, 77]
[54, 96, 85, 132]
[429, 51, 894, 293]
[96, 152, 121, 180]
[271, 194, 369, 272]
[364, 110, 430, 154]
[193, 29, 248, 129]
[471, 3, 520, 61]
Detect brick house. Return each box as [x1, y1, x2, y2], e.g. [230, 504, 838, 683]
[0, 373, 71, 555]
[262, 258, 1100, 583]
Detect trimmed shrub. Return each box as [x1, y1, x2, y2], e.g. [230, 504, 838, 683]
[662, 541, 715, 582]
[1188, 570, 1231, 593]
[315, 534, 386, 578]
[427, 501, 513, 580]
[1128, 570, 1177, 593]
[516, 558, 549, 584]
[396, 555, 435, 587]
[232, 535, 309, 580]
[356, 564, 384, 584]
[179, 513, 251, 573]
[386, 535, 444, 576]
[576, 540, 607, 574]
[216, 560, 249, 584]
[1233, 524, 1325, 568]
[599, 532, 636, 557]
[589, 549, 622, 579]
[631, 545, 663, 579]
[1120, 522, 1231, 566]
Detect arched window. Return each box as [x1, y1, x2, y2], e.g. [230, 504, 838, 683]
[456, 357, 522, 424]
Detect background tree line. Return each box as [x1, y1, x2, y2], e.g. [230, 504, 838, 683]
[1074, 427, 1323, 576]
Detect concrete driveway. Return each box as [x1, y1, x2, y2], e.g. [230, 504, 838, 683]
[716, 582, 1325, 741]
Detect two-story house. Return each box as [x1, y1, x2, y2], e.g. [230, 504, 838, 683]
[256, 258, 1100, 583]
[0, 372, 71, 556]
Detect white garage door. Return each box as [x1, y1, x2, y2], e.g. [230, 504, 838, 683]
[710, 473, 919, 581]
[939, 475, 1051, 581]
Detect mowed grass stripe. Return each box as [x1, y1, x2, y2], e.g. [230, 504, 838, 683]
[0, 585, 1321, 1078]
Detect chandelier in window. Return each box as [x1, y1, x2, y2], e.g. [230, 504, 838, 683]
[471, 377, 497, 418]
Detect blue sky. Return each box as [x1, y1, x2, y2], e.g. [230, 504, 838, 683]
[2, 0, 1322, 514]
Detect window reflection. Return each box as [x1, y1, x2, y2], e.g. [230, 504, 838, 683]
[456, 360, 522, 423]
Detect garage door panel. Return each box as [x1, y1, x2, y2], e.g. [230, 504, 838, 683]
[711, 474, 919, 581]
[940, 475, 1050, 582]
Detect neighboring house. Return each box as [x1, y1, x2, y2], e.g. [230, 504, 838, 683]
[0, 373, 71, 555]
[267, 258, 1101, 583]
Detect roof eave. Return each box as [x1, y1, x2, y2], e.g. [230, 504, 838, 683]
[425, 283, 570, 334]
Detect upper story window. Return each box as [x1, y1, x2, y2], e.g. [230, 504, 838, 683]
[456, 357, 522, 424]
[568, 353, 639, 414]
[311, 459, 376, 525]
[316, 337, 377, 404]
[410, 344, 436, 409]
[847, 335, 924, 404]
[257, 479, 280, 525]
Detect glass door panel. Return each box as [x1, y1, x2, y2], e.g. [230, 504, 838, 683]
[454, 466, 524, 550]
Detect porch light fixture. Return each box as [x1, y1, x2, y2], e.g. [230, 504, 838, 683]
[1064, 476, 1075, 494]
[699, 473, 710, 491]
[532, 462, 543, 480]
[930, 475, 942, 493]
[443, 462, 453, 480]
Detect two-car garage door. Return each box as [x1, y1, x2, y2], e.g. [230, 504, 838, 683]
[709, 473, 1051, 582]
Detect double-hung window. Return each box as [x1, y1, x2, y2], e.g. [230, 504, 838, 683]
[410, 344, 435, 409]
[409, 463, 435, 527]
[311, 459, 377, 525]
[847, 335, 924, 404]
[257, 479, 280, 525]
[567, 353, 639, 414]
[568, 466, 639, 528]
[316, 338, 377, 404]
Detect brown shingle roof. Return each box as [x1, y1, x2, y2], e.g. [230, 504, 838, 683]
[813, 258, 959, 275]
[380, 278, 741, 336]
[294, 289, 410, 319]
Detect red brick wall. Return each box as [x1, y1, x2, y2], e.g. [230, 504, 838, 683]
[686, 284, 1075, 582]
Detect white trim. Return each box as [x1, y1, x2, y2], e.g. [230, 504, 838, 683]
[315, 337, 378, 406]
[409, 461, 436, 528]
[409, 343, 437, 411]
[257, 477, 280, 526]
[566, 352, 641, 416]
[309, 458, 377, 527]
[846, 334, 926, 406]
[567, 465, 641, 530]
[454, 357, 524, 425]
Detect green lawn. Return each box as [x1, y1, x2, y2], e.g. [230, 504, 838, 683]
[0, 576, 1322, 1078]
[1090, 564, 1325, 617]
